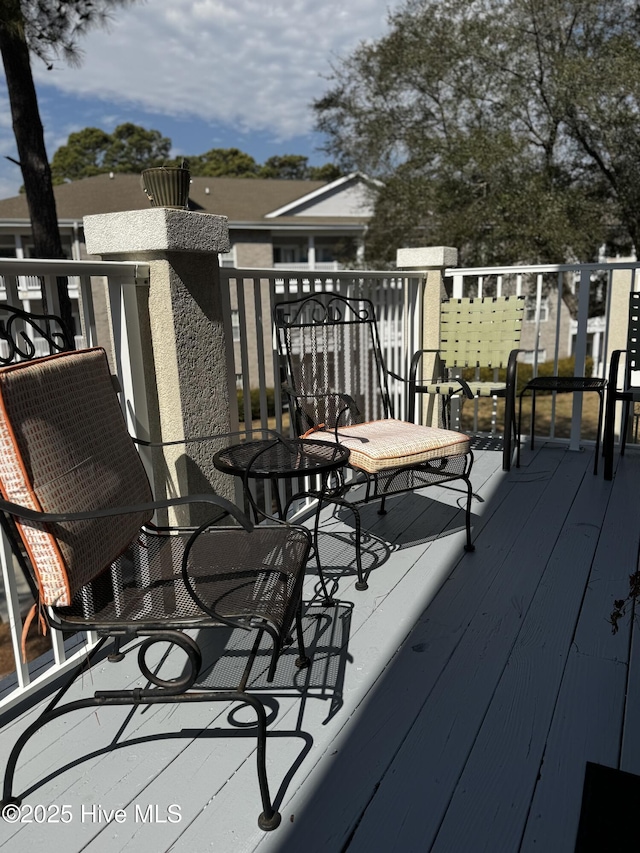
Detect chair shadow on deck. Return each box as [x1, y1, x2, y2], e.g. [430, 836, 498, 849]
[196, 601, 354, 724]
[11, 601, 353, 817]
[320, 488, 481, 564]
[468, 433, 510, 454]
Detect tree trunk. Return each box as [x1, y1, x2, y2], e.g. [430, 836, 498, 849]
[0, 3, 74, 334]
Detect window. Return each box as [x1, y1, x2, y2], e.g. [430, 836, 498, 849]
[273, 243, 308, 264]
[315, 237, 357, 265]
[219, 247, 236, 267]
[231, 309, 241, 342]
[525, 297, 549, 323]
[520, 349, 547, 364]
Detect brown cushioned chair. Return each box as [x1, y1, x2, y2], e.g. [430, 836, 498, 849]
[0, 346, 311, 831]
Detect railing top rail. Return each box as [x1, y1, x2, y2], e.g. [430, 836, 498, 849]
[0, 258, 150, 279]
[445, 261, 640, 277]
[220, 267, 423, 280]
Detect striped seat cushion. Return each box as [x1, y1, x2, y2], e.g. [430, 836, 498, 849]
[306, 419, 470, 474]
[0, 348, 153, 606]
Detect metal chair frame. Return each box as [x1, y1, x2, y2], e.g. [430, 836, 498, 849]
[0, 309, 312, 832]
[274, 293, 475, 592]
[0, 302, 75, 363]
[603, 291, 640, 480]
[408, 296, 525, 471]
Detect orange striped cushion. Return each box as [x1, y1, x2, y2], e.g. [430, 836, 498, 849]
[0, 348, 153, 606]
[306, 419, 470, 474]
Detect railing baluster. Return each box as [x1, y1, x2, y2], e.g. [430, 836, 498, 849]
[0, 528, 30, 689]
[570, 269, 592, 451]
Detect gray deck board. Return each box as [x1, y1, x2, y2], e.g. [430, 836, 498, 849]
[1, 444, 639, 852]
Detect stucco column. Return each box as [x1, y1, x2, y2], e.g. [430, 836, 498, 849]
[84, 208, 234, 516]
[396, 246, 458, 427]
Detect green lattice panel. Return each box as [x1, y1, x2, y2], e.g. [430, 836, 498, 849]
[439, 296, 524, 368]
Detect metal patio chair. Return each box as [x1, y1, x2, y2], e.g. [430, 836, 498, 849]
[0, 346, 312, 831]
[274, 293, 475, 591]
[0, 302, 75, 363]
[408, 296, 525, 470]
[603, 291, 640, 480]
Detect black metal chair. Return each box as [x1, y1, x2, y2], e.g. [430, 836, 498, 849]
[603, 292, 640, 480]
[274, 293, 475, 591]
[0, 344, 312, 831]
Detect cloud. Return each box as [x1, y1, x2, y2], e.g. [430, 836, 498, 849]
[0, 0, 397, 198]
[31, 0, 395, 140]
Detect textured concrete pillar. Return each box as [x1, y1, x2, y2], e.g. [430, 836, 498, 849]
[396, 246, 458, 426]
[84, 209, 234, 515]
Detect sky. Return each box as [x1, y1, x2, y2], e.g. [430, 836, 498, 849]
[0, 0, 401, 200]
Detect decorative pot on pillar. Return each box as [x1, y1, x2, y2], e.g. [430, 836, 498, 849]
[141, 161, 191, 209]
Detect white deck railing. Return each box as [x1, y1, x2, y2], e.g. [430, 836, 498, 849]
[0, 257, 149, 714]
[447, 260, 640, 373]
[446, 260, 640, 449]
[219, 268, 426, 434]
[2, 254, 640, 714]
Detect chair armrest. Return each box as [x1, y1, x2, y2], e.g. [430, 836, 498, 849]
[607, 348, 627, 389]
[408, 348, 441, 383]
[0, 493, 254, 532]
[281, 386, 361, 434]
[408, 349, 474, 397]
[132, 428, 284, 450]
[506, 348, 527, 389]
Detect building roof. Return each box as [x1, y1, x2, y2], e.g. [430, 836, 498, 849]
[0, 173, 374, 228]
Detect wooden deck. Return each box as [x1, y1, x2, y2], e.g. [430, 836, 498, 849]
[1, 440, 639, 852]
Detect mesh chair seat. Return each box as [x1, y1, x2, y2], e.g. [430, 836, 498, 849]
[57, 526, 310, 632]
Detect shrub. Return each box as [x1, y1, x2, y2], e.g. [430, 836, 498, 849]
[237, 387, 276, 420]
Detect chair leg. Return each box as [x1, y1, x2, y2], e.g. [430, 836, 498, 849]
[593, 390, 604, 476]
[324, 495, 366, 590]
[0, 633, 284, 833]
[621, 399, 631, 457]
[108, 635, 126, 662]
[516, 391, 525, 468]
[603, 387, 617, 480]
[312, 494, 366, 595]
[294, 605, 310, 670]
[505, 391, 518, 472]
[530, 391, 537, 451]
[240, 693, 281, 831]
[442, 395, 451, 429]
[350, 503, 367, 591]
[1, 696, 106, 814]
[463, 471, 475, 553]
